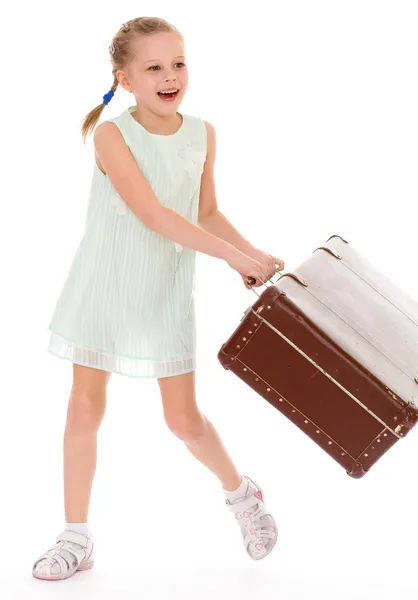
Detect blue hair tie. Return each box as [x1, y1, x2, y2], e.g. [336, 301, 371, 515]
[103, 90, 114, 105]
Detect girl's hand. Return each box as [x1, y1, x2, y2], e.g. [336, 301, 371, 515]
[224, 247, 271, 286]
[240, 248, 285, 289]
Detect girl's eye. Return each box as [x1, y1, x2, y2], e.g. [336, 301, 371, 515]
[148, 62, 186, 71]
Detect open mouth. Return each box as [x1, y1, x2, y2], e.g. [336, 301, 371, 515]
[157, 89, 179, 100]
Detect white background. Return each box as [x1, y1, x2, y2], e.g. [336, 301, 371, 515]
[1, 1, 417, 598]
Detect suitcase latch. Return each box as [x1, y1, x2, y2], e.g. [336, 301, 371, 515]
[313, 246, 342, 259]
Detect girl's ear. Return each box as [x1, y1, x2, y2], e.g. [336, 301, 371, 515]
[115, 70, 131, 93]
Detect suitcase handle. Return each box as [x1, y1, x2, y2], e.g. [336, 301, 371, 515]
[246, 272, 308, 297]
[246, 274, 282, 296]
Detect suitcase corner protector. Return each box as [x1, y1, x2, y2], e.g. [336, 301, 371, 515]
[397, 403, 418, 433]
[347, 462, 367, 478]
[217, 345, 237, 370]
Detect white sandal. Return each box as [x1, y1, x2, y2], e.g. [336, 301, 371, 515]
[32, 530, 94, 580]
[225, 475, 278, 560]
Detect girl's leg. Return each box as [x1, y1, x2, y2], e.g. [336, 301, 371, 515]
[157, 370, 279, 561]
[64, 364, 111, 522]
[32, 363, 112, 580]
[157, 370, 241, 491]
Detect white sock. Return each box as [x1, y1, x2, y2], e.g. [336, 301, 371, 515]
[223, 475, 250, 503]
[65, 522, 91, 536]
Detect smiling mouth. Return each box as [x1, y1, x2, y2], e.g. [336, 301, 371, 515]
[157, 89, 179, 99]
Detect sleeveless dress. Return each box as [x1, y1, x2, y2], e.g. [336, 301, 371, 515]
[47, 105, 208, 378]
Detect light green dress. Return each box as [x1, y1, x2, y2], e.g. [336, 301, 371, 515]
[47, 105, 207, 378]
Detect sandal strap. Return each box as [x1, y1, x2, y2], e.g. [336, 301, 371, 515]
[242, 515, 278, 546]
[244, 527, 277, 543]
[226, 493, 262, 513]
[52, 552, 70, 572]
[56, 530, 91, 548]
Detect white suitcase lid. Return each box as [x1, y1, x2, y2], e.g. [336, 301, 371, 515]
[275, 235, 418, 406]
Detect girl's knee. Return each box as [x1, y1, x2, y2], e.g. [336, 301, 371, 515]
[66, 390, 106, 431]
[165, 409, 206, 442]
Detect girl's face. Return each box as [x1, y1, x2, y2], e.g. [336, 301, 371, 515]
[119, 32, 188, 114]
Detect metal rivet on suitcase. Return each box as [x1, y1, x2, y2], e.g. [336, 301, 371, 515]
[243, 368, 247, 371]
[255, 378, 259, 381]
[328, 441, 332, 445]
[364, 454, 368, 457]
[304, 420, 308, 424]
[341, 453, 345, 456]
[267, 388, 271, 391]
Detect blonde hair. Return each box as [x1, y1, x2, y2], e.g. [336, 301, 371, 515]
[81, 17, 183, 144]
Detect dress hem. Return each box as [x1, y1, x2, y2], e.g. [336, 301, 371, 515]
[47, 331, 196, 379]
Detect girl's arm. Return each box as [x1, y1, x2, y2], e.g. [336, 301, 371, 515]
[93, 122, 235, 262]
[198, 121, 261, 261]
[198, 121, 285, 286]
[199, 209, 259, 259]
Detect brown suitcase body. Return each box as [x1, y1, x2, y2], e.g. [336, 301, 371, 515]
[217, 235, 418, 478]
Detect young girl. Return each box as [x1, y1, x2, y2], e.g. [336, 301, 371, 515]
[32, 16, 284, 580]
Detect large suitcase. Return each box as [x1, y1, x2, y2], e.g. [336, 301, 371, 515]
[217, 235, 418, 478]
